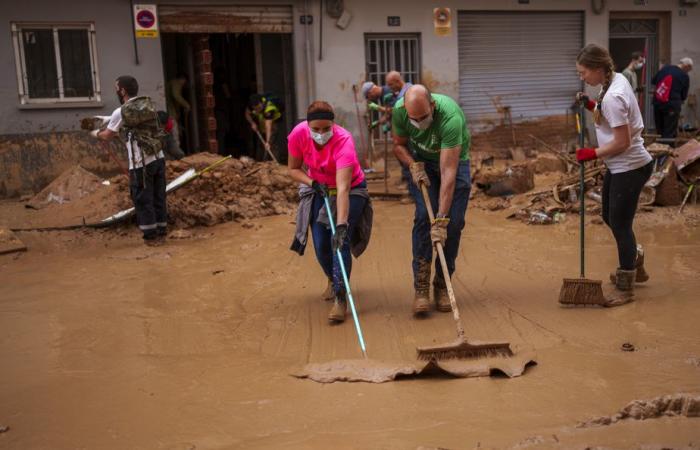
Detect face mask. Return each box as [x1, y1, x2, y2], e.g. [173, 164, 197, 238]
[635, 62, 644, 70]
[311, 130, 333, 146]
[410, 114, 433, 130]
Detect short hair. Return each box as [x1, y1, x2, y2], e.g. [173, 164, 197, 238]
[631, 51, 644, 61]
[248, 94, 263, 109]
[116, 75, 139, 96]
[307, 100, 334, 115]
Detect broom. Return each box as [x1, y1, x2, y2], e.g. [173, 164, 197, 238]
[416, 183, 512, 360]
[558, 104, 607, 306]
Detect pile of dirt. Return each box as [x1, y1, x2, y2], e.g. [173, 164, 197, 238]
[164, 153, 297, 227]
[25, 165, 104, 209]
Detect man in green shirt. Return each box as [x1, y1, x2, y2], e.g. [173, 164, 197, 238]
[392, 85, 472, 316]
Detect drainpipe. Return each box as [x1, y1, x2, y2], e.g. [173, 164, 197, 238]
[129, 0, 140, 65]
[303, 0, 315, 105]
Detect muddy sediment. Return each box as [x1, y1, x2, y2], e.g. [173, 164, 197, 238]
[579, 394, 700, 428]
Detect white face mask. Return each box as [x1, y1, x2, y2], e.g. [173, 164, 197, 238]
[311, 130, 333, 146]
[410, 114, 433, 130]
[635, 62, 644, 70]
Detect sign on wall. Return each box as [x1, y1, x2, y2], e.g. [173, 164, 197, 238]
[134, 4, 159, 38]
[433, 8, 452, 37]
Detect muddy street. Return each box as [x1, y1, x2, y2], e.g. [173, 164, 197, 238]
[1, 200, 699, 449]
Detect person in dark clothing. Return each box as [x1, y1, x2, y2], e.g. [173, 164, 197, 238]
[652, 57, 693, 139]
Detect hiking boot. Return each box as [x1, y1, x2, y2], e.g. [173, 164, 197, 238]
[610, 245, 649, 284]
[433, 276, 452, 312]
[412, 289, 431, 315]
[328, 292, 347, 322]
[321, 278, 334, 301]
[604, 269, 636, 307]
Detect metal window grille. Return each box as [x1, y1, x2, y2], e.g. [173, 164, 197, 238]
[11, 23, 101, 104]
[364, 34, 421, 86]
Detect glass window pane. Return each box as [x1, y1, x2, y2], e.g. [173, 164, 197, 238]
[59, 29, 93, 97]
[22, 29, 58, 98]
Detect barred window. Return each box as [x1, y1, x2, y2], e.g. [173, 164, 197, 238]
[12, 23, 101, 104]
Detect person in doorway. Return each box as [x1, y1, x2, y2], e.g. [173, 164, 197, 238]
[651, 57, 693, 139]
[90, 75, 168, 246]
[289, 101, 373, 323]
[575, 44, 653, 306]
[392, 85, 472, 316]
[166, 73, 190, 155]
[245, 94, 282, 160]
[621, 51, 645, 93]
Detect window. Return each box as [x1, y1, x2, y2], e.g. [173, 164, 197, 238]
[364, 33, 421, 86]
[12, 23, 101, 104]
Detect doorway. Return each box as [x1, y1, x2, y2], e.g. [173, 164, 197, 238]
[609, 12, 671, 131]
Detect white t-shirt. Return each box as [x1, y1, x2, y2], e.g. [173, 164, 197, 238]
[107, 99, 165, 170]
[595, 72, 651, 174]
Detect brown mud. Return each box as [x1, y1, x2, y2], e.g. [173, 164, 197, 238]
[1, 194, 700, 448]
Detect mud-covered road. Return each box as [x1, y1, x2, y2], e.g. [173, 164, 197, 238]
[1, 201, 699, 449]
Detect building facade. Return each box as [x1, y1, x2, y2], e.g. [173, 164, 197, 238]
[1, 0, 699, 196]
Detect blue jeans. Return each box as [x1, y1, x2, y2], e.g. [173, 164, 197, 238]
[310, 182, 368, 295]
[407, 159, 471, 289]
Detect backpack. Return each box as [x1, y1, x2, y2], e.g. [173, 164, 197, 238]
[121, 96, 167, 157]
[654, 74, 673, 103]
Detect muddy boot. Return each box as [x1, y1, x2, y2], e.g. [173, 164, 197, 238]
[413, 289, 431, 315]
[610, 245, 649, 284]
[321, 277, 334, 301]
[432, 276, 452, 312]
[328, 291, 347, 323]
[412, 258, 432, 316]
[604, 269, 636, 307]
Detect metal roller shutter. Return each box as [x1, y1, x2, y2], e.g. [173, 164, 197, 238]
[159, 5, 293, 34]
[458, 11, 583, 125]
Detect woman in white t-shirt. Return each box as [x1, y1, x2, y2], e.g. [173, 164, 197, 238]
[575, 44, 653, 305]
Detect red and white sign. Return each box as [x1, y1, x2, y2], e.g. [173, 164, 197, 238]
[134, 4, 158, 38]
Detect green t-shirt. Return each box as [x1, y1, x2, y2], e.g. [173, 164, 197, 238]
[392, 93, 470, 162]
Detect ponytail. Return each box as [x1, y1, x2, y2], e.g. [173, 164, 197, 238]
[577, 44, 616, 124]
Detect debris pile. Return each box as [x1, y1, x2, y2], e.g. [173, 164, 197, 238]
[25, 165, 105, 210]
[578, 393, 700, 428]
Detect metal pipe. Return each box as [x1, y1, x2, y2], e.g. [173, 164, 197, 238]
[318, 0, 323, 61]
[129, 0, 140, 65]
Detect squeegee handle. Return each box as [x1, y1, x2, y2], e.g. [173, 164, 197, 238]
[323, 195, 368, 358]
[419, 183, 465, 340]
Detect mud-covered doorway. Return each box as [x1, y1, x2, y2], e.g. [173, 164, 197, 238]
[158, 5, 295, 161]
[609, 12, 671, 131]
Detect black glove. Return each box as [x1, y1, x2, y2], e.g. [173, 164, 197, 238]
[332, 223, 348, 252]
[311, 180, 328, 197]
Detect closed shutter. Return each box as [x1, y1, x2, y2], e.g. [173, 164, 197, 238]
[458, 11, 583, 125]
[159, 5, 293, 34]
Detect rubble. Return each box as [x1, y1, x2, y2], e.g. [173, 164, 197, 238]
[25, 165, 104, 209]
[578, 393, 700, 428]
[473, 163, 535, 197]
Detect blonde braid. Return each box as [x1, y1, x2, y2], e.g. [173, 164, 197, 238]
[593, 62, 615, 124]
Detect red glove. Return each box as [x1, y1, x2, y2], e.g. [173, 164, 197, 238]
[576, 147, 598, 162]
[577, 94, 596, 111]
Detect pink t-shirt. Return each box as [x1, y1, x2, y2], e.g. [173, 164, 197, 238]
[288, 122, 365, 188]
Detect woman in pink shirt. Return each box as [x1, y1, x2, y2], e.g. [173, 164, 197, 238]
[288, 101, 370, 323]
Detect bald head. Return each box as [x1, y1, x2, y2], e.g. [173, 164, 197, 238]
[404, 84, 434, 121]
[386, 71, 403, 93]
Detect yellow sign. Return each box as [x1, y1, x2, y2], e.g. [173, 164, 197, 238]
[134, 4, 159, 39]
[433, 8, 452, 37]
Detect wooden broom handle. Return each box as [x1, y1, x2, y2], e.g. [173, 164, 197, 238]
[419, 182, 465, 339]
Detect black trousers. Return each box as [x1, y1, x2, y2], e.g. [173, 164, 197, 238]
[129, 158, 167, 240]
[601, 162, 653, 270]
[653, 103, 680, 139]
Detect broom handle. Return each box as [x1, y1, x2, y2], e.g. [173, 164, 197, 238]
[577, 105, 586, 278]
[323, 195, 368, 358]
[254, 129, 280, 164]
[419, 183, 465, 340]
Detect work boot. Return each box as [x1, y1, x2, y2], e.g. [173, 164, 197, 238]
[432, 276, 452, 312]
[610, 245, 649, 284]
[328, 291, 347, 322]
[412, 289, 431, 315]
[321, 277, 334, 301]
[604, 269, 636, 307]
[412, 258, 432, 316]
